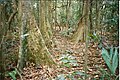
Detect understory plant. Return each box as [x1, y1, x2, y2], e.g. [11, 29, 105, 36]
[88, 32, 101, 43]
[59, 54, 78, 68]
[57, 52, 87, 80]
[98, 67, 119, 80]
[56, 71, 86, 80]
[6, 68, 22, 80]
[100, 46, 118, 80]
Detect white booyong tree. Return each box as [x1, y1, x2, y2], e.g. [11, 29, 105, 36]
[17, 0, 55, 72]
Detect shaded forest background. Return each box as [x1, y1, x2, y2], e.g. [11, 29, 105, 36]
[0, 0, 119, 80]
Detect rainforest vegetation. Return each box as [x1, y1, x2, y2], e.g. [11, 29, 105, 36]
[0, 0, 119, 80]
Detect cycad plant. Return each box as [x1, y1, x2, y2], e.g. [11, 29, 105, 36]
[101, 46, 118, 74]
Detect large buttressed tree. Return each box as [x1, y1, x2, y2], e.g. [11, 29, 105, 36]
[71, 0, 89, 44]
[17, 0, 55, 71]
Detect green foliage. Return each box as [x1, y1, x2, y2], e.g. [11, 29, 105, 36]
[68, 19, 76, 28]
[59, 12, 67, 24]
[88, 32, 101, 43]
[68, 71, 86, 80]
[102, 0, 118, 40]
[59, 54, 78, 68]
[101, 47, 118, 74]
[102, 1, 118, 27]
[8, 69, 17, 80]
[59, 51, 86, 80]
[56, 71, 86, 80]
[94, 66, 119, 80]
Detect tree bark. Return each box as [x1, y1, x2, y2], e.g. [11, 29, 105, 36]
[26, 0, 56, 67]
[39, 0, 53, 47]
[28, 11, 55, 67]
[17, 0, 29, 71]
[89, 0, 93, 34]
[0, 4, 6, 80]
[66, 0, 71, 30]
[95, 0, 100, 33]
[71, 0, 88, 44]
[84, 0, 89, 79]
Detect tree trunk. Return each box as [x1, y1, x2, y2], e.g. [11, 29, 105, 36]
[84, 0, 89, 79]
[95, 0, 100, 33]
[39, 0, 53, 47]
[71, 0, 88, 44]
[26, 0, 55, 67]
[28, 11, 55, 67]
[0, 4, 6, 80]
[61, 0, 65, 31]
[71, 17, 84, 44]
[47, 0, 53, 31]
[46, 1, 53, 40]
[66, 0, 71, 30]
[89, 0, 93, 34]
[17, 0, 29, 71]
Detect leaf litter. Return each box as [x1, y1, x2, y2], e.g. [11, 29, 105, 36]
[8, 32, 109, 80]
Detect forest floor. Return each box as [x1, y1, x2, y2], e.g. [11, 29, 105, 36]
[5, 30, 112, 80]
[14, 31, 108, 80]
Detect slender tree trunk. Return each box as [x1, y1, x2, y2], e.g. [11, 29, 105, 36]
[17, 0, 29, 71]
[61, 0, 65, 31]
[95, 0, 100, 33]
[0, 4, 6, 80]
[84, 0, 89, 79]
[66, 0, 71, 30]
[48, 0, 52, 30]
[65, 0, 68, 30]
[54, 0, 57, 30]
[89, 0, 93, 34]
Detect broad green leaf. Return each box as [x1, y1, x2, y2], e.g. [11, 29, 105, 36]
[102, 48, 112, 72]
[110, 46, 114, 59]
[8, 72, 16, 80]
[112, 48, 118, 74]
[61, 59, 69, 63]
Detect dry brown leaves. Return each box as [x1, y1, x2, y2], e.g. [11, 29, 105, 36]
[16, 32, 108, 80]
